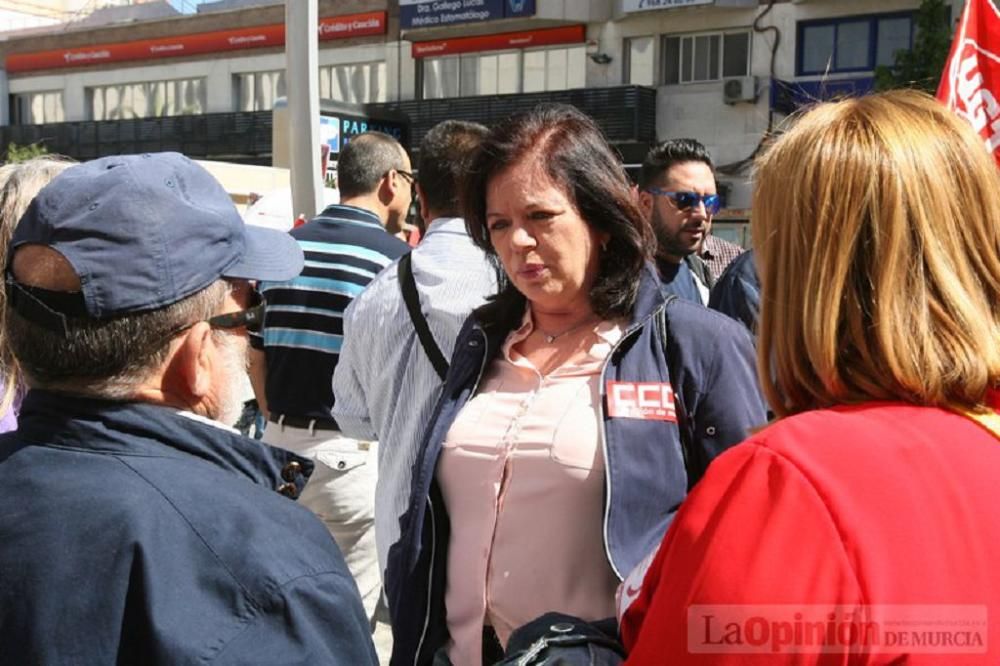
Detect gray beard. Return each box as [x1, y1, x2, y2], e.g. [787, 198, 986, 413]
[213, 332, 250, 428]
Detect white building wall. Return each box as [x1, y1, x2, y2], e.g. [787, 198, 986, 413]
[612, 0, 964, 209]
[615, 3, 773, 208]
[6, 40, 413, 119]
[3, 0, 972, 194]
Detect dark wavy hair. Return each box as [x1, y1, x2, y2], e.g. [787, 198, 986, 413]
[463, 104, 652, 319]
[637, 138, 714, 189]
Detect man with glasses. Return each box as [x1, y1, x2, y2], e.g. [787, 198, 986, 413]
[248, 131, 410, 628]
[0, 153, 377, 663]
[637, 138, 721, 304]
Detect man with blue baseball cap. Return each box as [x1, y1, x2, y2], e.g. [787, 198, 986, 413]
[0, 153, 377, 664]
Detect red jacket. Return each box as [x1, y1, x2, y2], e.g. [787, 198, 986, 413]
[620, 398, 1000, 664]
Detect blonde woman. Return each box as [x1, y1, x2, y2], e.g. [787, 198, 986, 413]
[617, 91, 1000, 663]
[0, 155, 74, 432]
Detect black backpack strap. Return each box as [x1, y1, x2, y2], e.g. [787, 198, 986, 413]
[398, 252, 449, 381]
[654, 295, 705, 490]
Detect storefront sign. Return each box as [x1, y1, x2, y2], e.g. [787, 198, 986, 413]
[622, 0, 712, 11]
[412, 24, 584, 58]
[622, 0, 756, 10]
[6, 11, 386, 73]
[400, 0, 535, 30]
[321, 113, 408, 150]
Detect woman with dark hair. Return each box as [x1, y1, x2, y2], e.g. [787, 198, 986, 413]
[384, 104, 766, 666]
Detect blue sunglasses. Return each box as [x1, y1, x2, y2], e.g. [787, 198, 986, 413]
[646, 188, 722, 215]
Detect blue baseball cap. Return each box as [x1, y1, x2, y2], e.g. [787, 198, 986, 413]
[8, 152, 303, 321]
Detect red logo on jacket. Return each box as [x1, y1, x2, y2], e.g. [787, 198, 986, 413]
[606, 381, 677, 422]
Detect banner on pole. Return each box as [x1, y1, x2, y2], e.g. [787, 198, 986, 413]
[937, 0, 1000, 163]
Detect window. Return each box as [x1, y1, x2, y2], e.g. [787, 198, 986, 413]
[11, 91, 64, 124]
[88, 78, 205, 121]
[423, 55, 461, 99]
[319, 61, 387, 104]
[876, 17, 913, 67]
[421, 45, 585, 99]
[625, 36, 656, 86]
[461, 51, 520, 96]
[797, 13, 914, 75]
[661, 30, 750, 85]
[235, 70, 286, 112]
[522, 46, 586, 93]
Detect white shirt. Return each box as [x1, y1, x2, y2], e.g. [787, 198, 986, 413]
[332, 217, 497, 576]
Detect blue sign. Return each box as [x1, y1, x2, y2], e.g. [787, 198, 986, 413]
[319, 113, 409, 154]
[400, 0, 535, 30]
[319, 115, 341, 153]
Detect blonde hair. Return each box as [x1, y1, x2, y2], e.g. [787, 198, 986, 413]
[752, 90, 1000, 417]
[0, 155, 75, 417]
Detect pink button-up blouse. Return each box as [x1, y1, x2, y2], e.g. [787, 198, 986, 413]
[437, 309, 625, 666]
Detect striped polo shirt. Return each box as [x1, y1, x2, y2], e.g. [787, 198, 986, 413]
[250, 204, 408, 420]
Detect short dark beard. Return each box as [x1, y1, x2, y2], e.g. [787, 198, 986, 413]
[651, 210, 697, 262]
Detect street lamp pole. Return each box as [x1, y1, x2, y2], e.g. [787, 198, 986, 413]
[285, 0, 322, 221]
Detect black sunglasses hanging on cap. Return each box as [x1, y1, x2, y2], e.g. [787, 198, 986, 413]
[4, 272, 88, 337]
[204, 289, 264, 333]
[162, 289, 265, 342]
[5, 271, 265, 339]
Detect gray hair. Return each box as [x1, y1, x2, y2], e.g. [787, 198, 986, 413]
[8, 280, 230, 400]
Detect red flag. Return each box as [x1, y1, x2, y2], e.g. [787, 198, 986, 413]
[938, 0, 1000, 163]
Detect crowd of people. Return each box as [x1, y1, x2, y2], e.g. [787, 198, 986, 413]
[0, 88, 998, 665]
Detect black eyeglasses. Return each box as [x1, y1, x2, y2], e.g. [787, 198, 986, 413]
[206, 289, 264, 333]
[164, 289, 264, 343]
[646, 188, 722, 215]
[385, 168, 413, 185]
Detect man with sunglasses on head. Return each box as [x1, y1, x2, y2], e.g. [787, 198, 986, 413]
[638, 138, 721, 304]
[0, 153, 377, 664]
[248, 131, 410, 630]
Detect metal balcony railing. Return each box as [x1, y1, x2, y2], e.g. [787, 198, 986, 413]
[1, 86, 656, 164]
[368, 85, 658, 150]
[1, 111, 274, 164]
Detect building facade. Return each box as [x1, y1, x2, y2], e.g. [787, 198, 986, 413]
[0, 0, 966, 237]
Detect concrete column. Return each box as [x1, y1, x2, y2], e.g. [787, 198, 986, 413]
[285, 0, 323, 220]
[0, 70, 9, 126]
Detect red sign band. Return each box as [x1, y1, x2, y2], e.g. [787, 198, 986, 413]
[6, 11, 387, 73]
[412, 24, 586, 58]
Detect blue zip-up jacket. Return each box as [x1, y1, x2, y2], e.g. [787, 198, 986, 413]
[708, 249, 760, 335]
[385, 263, 766, 665]
[0, 390, 378, 665]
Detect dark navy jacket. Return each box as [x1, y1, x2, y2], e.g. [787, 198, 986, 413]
[708, 249, 760, 335]
[0, 391, 378, 665]
[385, 263, 766, 665]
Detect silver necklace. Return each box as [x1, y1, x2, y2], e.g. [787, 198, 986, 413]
[537, 317, 598, 344]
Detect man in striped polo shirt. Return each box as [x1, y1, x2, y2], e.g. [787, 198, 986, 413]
[249, 132, 411, 626]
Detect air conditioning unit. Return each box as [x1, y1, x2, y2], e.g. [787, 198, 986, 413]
[723, 76, 758, 105]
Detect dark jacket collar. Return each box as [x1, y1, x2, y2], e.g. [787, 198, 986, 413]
[13, 390, 313, 491]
